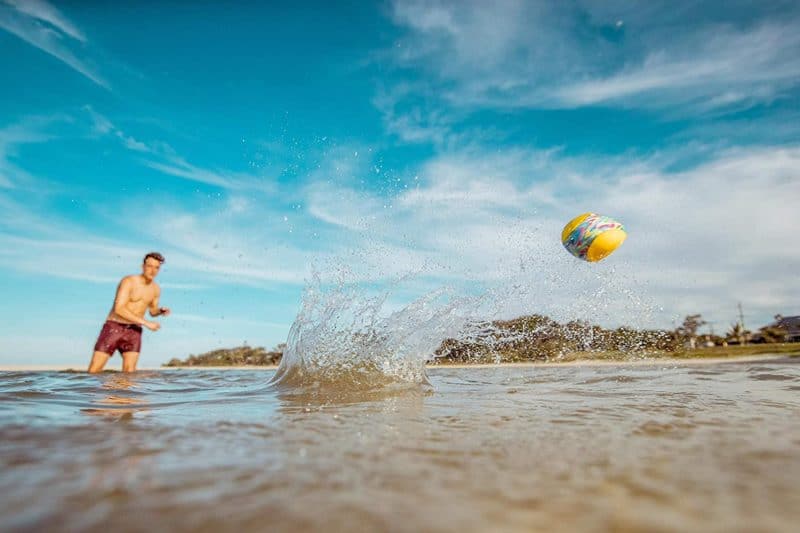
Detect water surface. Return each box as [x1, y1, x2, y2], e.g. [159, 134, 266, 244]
[2, 357, 799, 532]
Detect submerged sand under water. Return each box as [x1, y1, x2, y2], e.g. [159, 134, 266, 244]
[1, 356, 799, 532]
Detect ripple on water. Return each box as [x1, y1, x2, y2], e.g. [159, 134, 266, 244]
[2, 360, 800, 532]
[751, 373, 796, 381]
[632, 420, 696, 439]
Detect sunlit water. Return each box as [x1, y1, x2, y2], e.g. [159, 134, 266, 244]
[2, 358, 799, 532]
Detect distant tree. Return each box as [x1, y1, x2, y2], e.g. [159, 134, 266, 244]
[726, 322, 750, 345]
[676, 314, 707, 349]
[162, 345, 282, 367]
[757, 324, 788, 344]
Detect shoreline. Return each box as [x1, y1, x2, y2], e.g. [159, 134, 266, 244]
[0, 353, 794, 372]
[430, 353, 793, 368]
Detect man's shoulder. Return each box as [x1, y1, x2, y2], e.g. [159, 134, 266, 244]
[120, 275, 154, 287]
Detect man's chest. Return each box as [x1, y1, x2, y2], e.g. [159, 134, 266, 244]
[129, 286, 156, 304]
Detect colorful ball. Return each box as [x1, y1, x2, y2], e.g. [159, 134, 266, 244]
[561, 213, 627, 262]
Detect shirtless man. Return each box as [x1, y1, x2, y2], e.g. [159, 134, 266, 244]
[88, 252, 170, 373]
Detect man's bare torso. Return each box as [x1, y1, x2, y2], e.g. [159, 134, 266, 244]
[107, 275, 159, 324]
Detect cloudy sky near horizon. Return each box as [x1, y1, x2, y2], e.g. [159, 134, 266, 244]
[1, 0, 798, 366]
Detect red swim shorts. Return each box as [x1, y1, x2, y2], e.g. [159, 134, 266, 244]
[94, 321, 142, 355]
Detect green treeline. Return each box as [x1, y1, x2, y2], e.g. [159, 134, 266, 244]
[164, 345, 284, 367]
[435, 315, 677, 363]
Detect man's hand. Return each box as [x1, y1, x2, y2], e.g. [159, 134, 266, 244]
[159, 307, 171, 317]
[144, 321, 161, 332]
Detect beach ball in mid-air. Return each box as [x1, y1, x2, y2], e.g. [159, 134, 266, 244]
[561, 213, 627, 262]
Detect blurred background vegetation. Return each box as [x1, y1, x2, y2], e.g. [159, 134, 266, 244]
[164, 313, 798, 366]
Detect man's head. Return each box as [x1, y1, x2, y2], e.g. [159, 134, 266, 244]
[142, 252, 165, 281]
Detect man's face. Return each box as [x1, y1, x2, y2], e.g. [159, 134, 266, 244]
[142, 258, 162, 281]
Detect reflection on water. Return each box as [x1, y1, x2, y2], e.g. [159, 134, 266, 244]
[272, 380, 431, 411]
[1, 357, 800, 532]
[81, 373, 150, 420]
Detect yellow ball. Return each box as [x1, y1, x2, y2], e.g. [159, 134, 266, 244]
[561, 213, 626, 262]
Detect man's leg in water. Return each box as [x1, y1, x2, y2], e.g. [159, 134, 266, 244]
[88, 351, 111, 373]
[121, 352, 139, 372]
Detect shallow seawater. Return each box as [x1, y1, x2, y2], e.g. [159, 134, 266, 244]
[2, 358, 800, 532]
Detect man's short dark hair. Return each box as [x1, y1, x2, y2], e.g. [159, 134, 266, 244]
[144, 252, 165, 264]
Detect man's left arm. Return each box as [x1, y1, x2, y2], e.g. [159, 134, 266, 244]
[149, 286, 171, 317]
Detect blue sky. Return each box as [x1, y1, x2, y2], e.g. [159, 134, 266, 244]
[1, 0, 799, 367]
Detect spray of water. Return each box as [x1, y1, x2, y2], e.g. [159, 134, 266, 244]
[268, 267, 488, 390]
[269, 216, 662, 391]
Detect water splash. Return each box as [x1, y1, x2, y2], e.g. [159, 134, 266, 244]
[269, 222, 662, 390]
[269, 269, 484, 390]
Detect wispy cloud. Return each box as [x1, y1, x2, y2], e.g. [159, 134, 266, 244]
[84, 105, 151, 152]
[385, 1, 800, 116]
[2, 134, 795, 347]
[0, 114, 67, 191]
[372, 84, 454, 146]
[0, 232, 143, 283]
[0, 0, 108, 88]
[172, 313, 288, 329]
[144, 158, 265, 191]
[84, 106, 276, 191]
[0, 197, 306, 288]
[0, 110, 290, 288]
[554, 22, 800, 109]
[137, 208, 311, 286]
[5, 0, 85, 41]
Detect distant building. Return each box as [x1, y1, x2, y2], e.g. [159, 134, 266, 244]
[753, 315, 800, 343]
[778, 316, 800, 342]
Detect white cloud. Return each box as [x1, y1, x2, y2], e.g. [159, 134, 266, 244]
[156, 282, 209, 291]
[0, 232, 144, 283]
[0, 112, 295, 290]
[0, 203, 307, 288]
[391, 0, 530, 75]
[5, 0, 85, 42]
[305, 181, 382, 231]
[304, 142, 800, 330]
[84, 105, 151, 153]
[133, 208, 312, 286]
[554, 22, 800, 109]
[83, 107, 276, 192]
[386, 1, 800, 113]
[399, 150, 561, 209]
[226, 195, 251, 214]
[0, 115, 66, 191]
[2, 130, 795, 354]
[0, 0, 108, 88]
[171, 313, 288, 329]
[144, 158, 266, 191]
